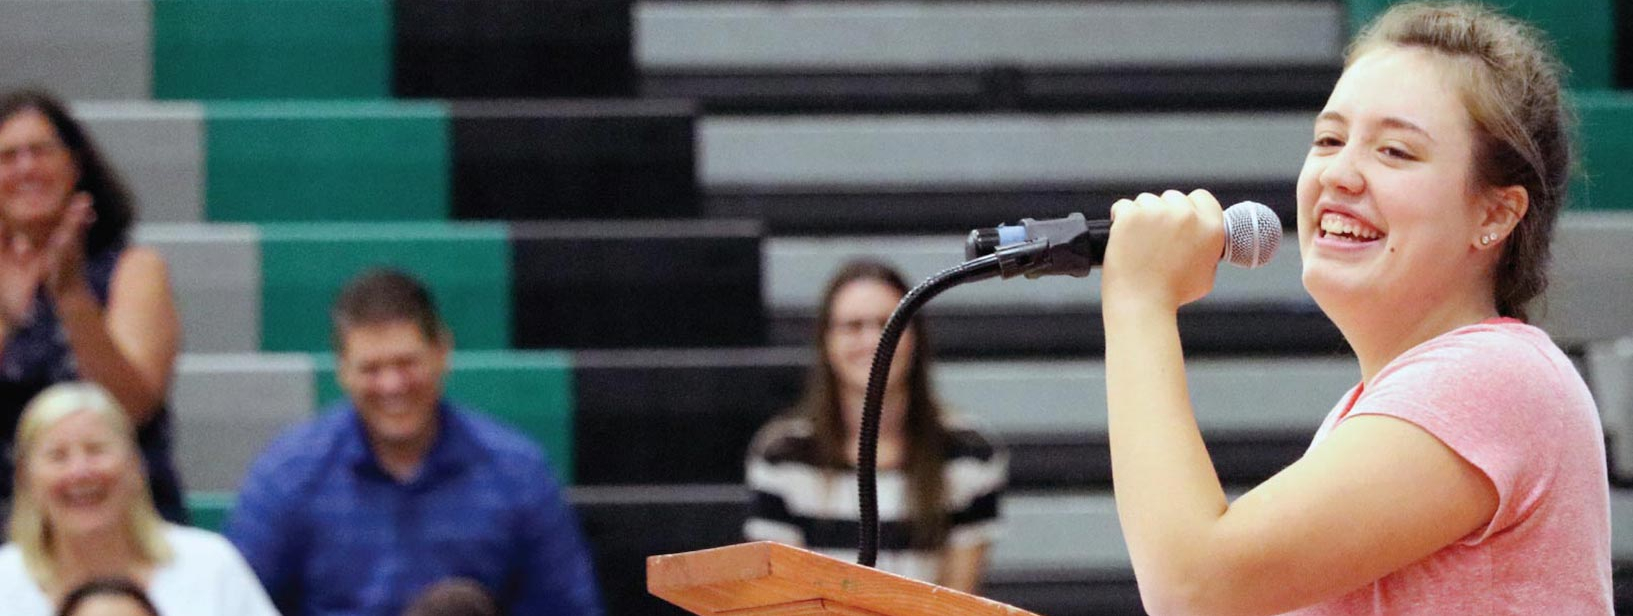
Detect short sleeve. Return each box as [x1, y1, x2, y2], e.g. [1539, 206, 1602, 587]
[743, 418, 810, 546]
[944, 446, 1008, 548]
[1345, 329, 1568, 543]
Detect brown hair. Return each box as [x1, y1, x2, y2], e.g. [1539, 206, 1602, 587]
[330, 268, 448, 351]
[796, 259, 950, 549]
[0, 89, 136, 256]
[1349, 2, 1572, 321]
[58, 577, 160, 616]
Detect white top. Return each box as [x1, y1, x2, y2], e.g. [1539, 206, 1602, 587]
[0, 524, 280, 616]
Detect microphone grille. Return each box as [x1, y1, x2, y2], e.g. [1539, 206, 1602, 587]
[1222, 201, 1281, 269]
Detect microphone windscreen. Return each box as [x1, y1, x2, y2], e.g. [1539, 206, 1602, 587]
[1222, 201, 1281, 269]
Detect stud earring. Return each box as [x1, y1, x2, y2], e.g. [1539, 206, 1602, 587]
[1480, 234, 1494, 246]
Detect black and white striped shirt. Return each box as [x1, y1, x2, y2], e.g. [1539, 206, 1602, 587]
[743, 415, 1007, 582]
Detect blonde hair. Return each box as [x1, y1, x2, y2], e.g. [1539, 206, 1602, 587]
[7, 383, 171, 588]
[1349, 2, 1573, 321]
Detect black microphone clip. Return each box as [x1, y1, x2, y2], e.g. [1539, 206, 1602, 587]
[965, 213, 1110, 279]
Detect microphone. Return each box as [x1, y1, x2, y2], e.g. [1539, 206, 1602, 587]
[964, 201, 1281, 279]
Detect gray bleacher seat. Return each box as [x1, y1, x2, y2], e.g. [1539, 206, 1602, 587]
[639, 1, 1343, 113]
[702, 113, 1310, 189]
[0, 0, 150, 99]
[75, 102, 205, 223]
[939, 358, 1354, 436]
[135, 224, 261, 353]
[702, 112, 1313, 233]
[640, 2, 1339, 70]
[1537, 213, 1633, 346]
[171, 353, 315, 492]
[1590, 337, 1633, 482]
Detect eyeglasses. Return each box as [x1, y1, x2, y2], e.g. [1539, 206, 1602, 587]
[829, 317, 891, 336]
[0, 140, 66, 168]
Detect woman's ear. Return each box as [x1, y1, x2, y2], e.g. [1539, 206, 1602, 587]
[1473, 185, 1528, 249]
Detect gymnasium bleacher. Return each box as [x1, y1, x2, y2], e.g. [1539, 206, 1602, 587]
[3, 0, 1633, 614]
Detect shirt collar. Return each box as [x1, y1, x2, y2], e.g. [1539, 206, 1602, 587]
[343, 399, 471, 484]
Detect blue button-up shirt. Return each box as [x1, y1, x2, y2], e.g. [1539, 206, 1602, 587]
[226, 400, 602, 616]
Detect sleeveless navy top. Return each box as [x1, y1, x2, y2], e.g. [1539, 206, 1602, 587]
[0, 241, 186, 523]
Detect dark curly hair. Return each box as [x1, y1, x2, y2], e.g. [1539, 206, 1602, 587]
[0, 89, 136, 256]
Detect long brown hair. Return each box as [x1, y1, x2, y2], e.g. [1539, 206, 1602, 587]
[1350, 2, 1572, 321]
[796, 259, 951, 549]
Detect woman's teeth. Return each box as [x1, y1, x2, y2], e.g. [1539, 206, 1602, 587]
[63, 484, 107, 506]
[1319, 213, 1382, 241]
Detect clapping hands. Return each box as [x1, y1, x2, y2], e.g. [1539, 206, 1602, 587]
[0, 192, 94, 325]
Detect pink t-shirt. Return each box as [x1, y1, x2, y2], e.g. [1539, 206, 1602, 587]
[1282, 320, 1611, 615]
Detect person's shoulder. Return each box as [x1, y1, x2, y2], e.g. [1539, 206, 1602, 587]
[0, 542, 22, 573]
[1394, 320, 1573, 382]
[448, 404, 551, 465]
[940, 413, 1003, 463]
[245, 406, 355, 482]
[749, 414, 820, 465]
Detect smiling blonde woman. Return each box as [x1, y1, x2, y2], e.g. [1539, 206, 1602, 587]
[0, 383, 278, 616]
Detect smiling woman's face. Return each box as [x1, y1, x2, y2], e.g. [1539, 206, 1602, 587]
[1297, 46, 1490, 318]
[0, 108, 77, 230]
[23, 410, 142, 539]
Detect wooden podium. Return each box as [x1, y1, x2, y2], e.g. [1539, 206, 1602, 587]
[648, 541, 1040, 616]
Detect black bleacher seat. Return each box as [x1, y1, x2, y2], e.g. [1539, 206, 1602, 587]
[451, 101, 699, 221]
[394, 0, 635, 98]
[709, 183, 1300, 236]
[572, 348, 808, 485]
[1006, 431, 1309, 491]
[648, 65, 1340, 115]
[510, 220, 765, 349]
[772, 305, 1348, 359]
[571, 485, 748, 616]
[1619, 0, 1632, 89]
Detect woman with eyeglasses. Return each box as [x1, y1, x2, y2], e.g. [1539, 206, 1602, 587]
[743, 260, 1008, 593]
[0, 90, 184, 524]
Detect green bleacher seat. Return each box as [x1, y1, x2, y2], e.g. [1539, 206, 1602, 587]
[1347, 0, 1616, 90]
[205, 101, 450, 223]
[186, 491, 236, 533]
[1575, 91, 1633, 211]
[258, 223, 512, 353]
[153, 0, 392, 99]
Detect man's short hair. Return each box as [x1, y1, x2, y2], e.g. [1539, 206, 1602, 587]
[330, 269, 447, 351]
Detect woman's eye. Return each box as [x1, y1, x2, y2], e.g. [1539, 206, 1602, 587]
[1382, 147, 1415, 160]
[1312, 136, 1343, 148]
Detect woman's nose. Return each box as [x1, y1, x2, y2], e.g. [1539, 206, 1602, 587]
[1319, 145, 1365, 194]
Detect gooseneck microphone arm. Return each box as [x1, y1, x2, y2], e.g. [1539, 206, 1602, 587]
[855, 241, 1048, 566]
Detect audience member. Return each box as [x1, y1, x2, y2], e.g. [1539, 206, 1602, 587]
[0, 90, 184, 523]
[56, 577, 158, 616]
[744, 260, 1007, 593]
[1096, 2, 1610, 613]
[401, 578, 499, 616]
[0, 383, 276, 615]
[227, 268, 602, 616]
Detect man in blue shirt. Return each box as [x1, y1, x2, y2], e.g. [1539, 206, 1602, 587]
[226, 269, 602, 616]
